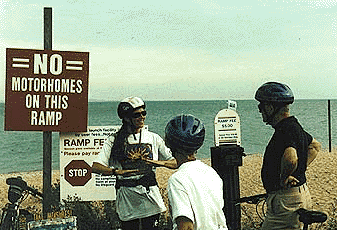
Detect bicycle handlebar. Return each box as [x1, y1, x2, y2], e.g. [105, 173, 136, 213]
[234, 193, 267, 205]
[27, 186, 43, 198]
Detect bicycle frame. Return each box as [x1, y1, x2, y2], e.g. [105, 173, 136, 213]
[1, 203, 20, 230]
[234, 194, 267, 228]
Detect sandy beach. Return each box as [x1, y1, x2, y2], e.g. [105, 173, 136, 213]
[0, 149, 336, 228]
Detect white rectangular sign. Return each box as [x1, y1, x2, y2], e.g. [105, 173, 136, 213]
[60, 126, 120, 201]
[214, 108, 241, 146]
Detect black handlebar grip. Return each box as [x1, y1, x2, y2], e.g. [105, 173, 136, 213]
[27, 186, 43, 198]
[234, 194, 267, 204]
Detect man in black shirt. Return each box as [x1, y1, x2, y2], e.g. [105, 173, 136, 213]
[255, 82, 321, 229]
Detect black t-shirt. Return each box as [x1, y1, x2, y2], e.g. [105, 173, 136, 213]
[261, 116, 313, 193]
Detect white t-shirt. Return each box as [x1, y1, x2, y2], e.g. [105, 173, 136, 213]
[167, 160, 228, 230]
[94, 128, 173, 221]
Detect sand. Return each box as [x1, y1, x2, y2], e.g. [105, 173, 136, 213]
[0, 149, 336, 227]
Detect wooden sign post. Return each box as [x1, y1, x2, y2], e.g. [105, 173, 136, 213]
[43, 7, 52, 218]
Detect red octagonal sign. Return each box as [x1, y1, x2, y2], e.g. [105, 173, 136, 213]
[65, 160, 92, 186]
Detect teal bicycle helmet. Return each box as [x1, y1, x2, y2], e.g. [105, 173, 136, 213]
[165, 114, 205, 153]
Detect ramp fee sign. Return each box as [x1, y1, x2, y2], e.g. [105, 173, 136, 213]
[60, 126, 119, 201]
[5, 48, 89, 132]
[214, 108, 241, 146]
[60, 126, 148, 201]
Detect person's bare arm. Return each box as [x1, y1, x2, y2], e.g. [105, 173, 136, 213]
[143, 158, 178, 169]
[307, 138, 321, 166]
[280, 147, 299, 188]
[92, 162, 114, 175]
[176, 216, 194, 230]
[92, 162, 139, 176]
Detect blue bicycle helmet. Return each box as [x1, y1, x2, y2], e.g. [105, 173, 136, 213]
[165, 114, 205, 153]
[255, 82, 294, 104]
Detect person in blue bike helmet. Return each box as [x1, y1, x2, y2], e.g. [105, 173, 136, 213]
[255, 81, 294, 126]
[165, 114, 228, 230]
[255, 82, 321, 229]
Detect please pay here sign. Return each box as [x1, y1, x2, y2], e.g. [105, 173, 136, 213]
[60, 126, 120, 201]
[60, 125, 149, 201]
[5, 48, 89, 132]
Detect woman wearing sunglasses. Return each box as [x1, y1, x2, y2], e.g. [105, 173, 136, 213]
[92, 96, 177, 230]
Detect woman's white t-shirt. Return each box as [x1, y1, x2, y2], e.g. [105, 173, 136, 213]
[95, 129, 173, 221]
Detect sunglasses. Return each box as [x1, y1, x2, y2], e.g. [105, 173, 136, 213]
[132, 111, 147, 118]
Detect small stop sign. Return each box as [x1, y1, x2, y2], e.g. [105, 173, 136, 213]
[65, 160, 92, 186]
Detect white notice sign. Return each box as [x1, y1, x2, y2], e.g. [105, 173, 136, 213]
[214, 109, 241, 146]
[60, 126, 120, 201]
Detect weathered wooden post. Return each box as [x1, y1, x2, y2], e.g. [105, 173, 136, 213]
[211, 100, 245, 230]
[43, 7, 53, 218]
[328, 100, 332, 152]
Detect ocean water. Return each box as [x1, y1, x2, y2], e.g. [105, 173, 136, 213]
[0, 99, 336, 174]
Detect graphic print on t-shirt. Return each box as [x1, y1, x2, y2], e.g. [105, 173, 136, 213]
[122, 143, 153, 171]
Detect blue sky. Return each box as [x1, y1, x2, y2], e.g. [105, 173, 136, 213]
[1, 0, 337, 101]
